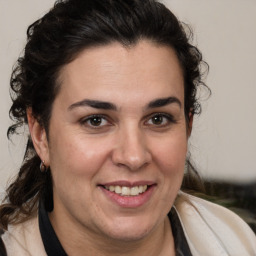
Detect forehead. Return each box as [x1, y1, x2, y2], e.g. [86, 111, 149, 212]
[57, 40, 184, 107]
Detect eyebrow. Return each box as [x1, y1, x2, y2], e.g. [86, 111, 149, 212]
[68, 99, 117, 111]
[68, 96, 181, 111]
[146, 97, 181, 109]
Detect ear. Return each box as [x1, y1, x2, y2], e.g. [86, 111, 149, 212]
[187, 112, 193, 137]
[27, 108, 50, 166]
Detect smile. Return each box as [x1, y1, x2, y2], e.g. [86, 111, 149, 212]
[100, 183, 156, 208]
[104, 185, 148, 196]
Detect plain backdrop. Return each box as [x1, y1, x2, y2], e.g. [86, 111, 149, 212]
[0, 0, 256, 189]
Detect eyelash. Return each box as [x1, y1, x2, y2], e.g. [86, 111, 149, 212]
[144, 113, 177, 127]
[80, 114, 111, 129]
[80, 113, 176, 130]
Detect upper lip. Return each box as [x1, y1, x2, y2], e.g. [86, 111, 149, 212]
[100, 180, 156, 187]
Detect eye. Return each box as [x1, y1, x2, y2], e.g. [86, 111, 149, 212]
[151, 115, 166, 125]
[80, 115, 110, 128]
[145, 113, 175, 127]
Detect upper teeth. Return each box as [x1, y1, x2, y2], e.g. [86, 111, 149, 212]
[105, 185, 148, 196]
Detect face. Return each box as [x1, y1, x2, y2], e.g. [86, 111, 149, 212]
[34, 40, 188, 243]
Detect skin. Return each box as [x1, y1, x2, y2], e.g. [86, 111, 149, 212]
[28, 40, 191, 256]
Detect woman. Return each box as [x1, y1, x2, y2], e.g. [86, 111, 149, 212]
[0, 0, 255, 255]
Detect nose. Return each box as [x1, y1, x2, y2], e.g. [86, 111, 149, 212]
[111, 126, 152, 171]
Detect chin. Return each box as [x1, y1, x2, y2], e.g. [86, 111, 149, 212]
[101, 218, 156, 242]
[107, 229, 151, 242]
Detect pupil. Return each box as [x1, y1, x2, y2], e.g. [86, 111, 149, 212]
[90, 117, 102, 126]
[153, 115, 162, 125]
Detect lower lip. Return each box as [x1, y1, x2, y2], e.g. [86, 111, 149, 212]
[99, 185, 156, 208]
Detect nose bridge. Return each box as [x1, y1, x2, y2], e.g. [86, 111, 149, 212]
[112, 121, 151, 170]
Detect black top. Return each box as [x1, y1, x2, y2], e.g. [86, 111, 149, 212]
[0, 229, 6, 256]
[39, 201, 192, 256]
[39, 201, 67, 255]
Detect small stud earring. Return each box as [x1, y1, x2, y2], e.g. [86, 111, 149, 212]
[40, 160, 47, 172]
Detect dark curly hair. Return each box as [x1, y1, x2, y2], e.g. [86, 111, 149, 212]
[0, 0, 208, 229]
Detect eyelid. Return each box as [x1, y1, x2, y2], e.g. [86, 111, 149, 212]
[80, 114, 112, 128]
[79, 112, 176, 130]
[144, 112, 177, 126]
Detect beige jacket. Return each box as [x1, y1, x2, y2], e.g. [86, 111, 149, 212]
[2, 192, 256, 256]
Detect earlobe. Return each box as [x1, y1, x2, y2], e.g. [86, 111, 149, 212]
[27, 108, 50, 166]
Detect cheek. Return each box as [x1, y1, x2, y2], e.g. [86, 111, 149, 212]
[48, 135, 112, 209]
[48, 132, 111, 180]
[155, 134, 187, 200]
[152, 133, 188, 172]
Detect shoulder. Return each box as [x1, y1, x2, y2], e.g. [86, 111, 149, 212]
[1, 215, 46, 256]
[174, 191, 256, 256]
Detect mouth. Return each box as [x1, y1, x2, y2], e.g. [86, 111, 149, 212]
[98, 181, 156, 208]
[98, 180, 157, 209]
[103, 185, 149, 197]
